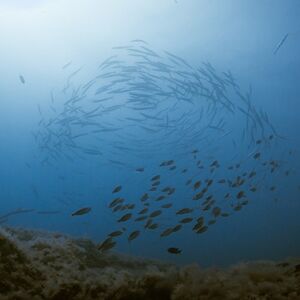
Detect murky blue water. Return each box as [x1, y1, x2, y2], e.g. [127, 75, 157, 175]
[0, 0, 299, 266]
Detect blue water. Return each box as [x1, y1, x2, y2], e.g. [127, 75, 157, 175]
[0, 0, 299, 266]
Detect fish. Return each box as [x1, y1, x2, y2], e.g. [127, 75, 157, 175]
[128, 230, 140, 242]
[113, 204, 123, 212]
[109, 197, 124, 208]
[37, 210, 60, 215]
[160, 227, 174, 237]
[117, 213, 132, 222]
[172, 224, 182, 232]
[193, 192, 204, 200]
[208, 219, 216, 225]
[62, 61, 72, 69]
[98, 237, 116, 252]
[186, 179, 192, 186]
[140, 193, 149, 202]
[19, 75, 25, 84]
[167, 247, 181, 254]
[193, 181, 201, 190]
[108, 230, 124, 237]
[273, 33, 289, 55]
[195, 226, 208, 234]
[253, 152, 261, 159]
[176, 208, 193, 215]
[112, 185, 122, 193]
[138, 208, 149, 214]
[179, 217, 193, 224]
[148, 223, 159, 230]
[212, 207, 221, 218]
[155, 195, 165, 201]
[236, 191, 245, 199]
[135, 167, 145, 172]
[135, 215, 148, 222]
[161, 203, 172, 209]
[149, 210, 162, 218]
[152, 181, 160, 187]
[71, 207, 91, 216]
[151, 175, 160, 181]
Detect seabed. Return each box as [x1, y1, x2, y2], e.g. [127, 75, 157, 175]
[0, 226, 299, 300]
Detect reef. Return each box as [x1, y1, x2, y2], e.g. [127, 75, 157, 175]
[0, 226, 299, 300]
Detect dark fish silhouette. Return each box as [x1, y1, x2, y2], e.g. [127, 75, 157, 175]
[71, 207, 91, 216]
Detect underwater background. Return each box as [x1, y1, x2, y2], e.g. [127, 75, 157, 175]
[0, 0, 300, 270]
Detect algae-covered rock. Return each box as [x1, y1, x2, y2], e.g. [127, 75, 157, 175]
[0, 226, 299, 300]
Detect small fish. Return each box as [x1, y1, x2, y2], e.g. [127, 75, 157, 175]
[128, 230, 140, 242]
[221, 213, 230, 217]
[108, 230, 123, 237]
[148, 223, 159, 230]
[109, 197, 124, 208]
[71, 207, 91, 216]
[273, 33, 289, 55]
[212, 207, 221, 218]
[155, 195, 165, 201]
[195, 226, 208, 234]
[208, 219, 216, 225]
[161, 203, 172, 209]
[152, 181, 160, 187]
[186, 179, 192, 186]
[236, 191, 245, 199]
[127, 204, 135, 210]
[117, 213, 132, 222]
[113, 204, 123, 212]
[140, 193, 149, 202]
[167, 188, 176, 195]
[160, 227, 174, 237]
[138, 208, 149, 214]
[206, 179, 213, 187]
[151, 175, 160, 181]
[112, 185, 122, 193]
[248, 171, 256, 178]
[179, 217, 193, 224]
[167, 247, 181, 254]
[253, 152, 261, 160]
[19, 75, 25, 84]
[135, 215, 148, 222]
[98, 237, 116, 252]
[193, 192, 204, 200]
[193, 181, 201, 190]
[172, 224, 182, 232]
[176, 208, 193, 215]
[149, 210, 162, 218]
[135, 167, 144, 172]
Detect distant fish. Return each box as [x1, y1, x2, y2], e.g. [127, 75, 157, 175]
[19, 75, 25, 84]
[128, 230, 140, 242]
[98, 237, 116, 252]
[112, 185, 122, 193]
[37, 210, 60, 215]
[273, 33, 289, 55]
[71, 207, 91, 216]
[167, 247, 181, 254]
[62, 61, 72, 69]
